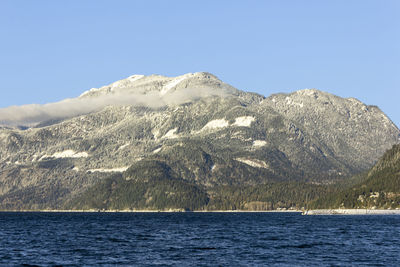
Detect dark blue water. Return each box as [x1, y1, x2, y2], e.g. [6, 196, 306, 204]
[0, 212, 399, 266]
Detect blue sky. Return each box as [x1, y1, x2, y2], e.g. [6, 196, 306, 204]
[1, 0, 399, 126]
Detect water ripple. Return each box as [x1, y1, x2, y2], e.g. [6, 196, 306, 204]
[0, 212, 399, 266]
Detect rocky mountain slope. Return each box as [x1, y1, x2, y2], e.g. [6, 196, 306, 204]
[0, 72, 399, 210]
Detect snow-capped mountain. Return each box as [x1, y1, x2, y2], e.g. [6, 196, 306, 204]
[0, 72, 399, 209]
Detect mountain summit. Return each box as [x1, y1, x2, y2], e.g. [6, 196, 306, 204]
[79, 72, 237, 98]
[0, 73, 399, 210]
[0, 72, 238, 127]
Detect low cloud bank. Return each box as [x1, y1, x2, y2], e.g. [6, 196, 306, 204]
[0, 86, 228, 127]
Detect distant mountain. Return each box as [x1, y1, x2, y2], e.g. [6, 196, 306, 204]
[0, 72, 398, 210]
[311, 144, 400, 209]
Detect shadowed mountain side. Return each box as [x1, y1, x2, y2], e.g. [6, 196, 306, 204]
[310, 144, 400, 209]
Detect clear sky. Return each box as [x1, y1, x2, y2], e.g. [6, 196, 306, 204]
[1, 0, 399, 127]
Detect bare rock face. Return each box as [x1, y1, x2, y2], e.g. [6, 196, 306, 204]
[0, 73, 399, 209]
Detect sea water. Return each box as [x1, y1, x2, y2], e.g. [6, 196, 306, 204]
[0, 212, 399, 266]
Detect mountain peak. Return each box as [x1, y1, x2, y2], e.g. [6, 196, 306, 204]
[79, 72, 229, 98]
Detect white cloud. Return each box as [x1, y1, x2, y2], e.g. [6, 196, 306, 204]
[0, 86, 229, 127]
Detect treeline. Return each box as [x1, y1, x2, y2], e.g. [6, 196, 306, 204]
[206, 183, 336, 210]
[66, 175, 338, 211]
[66, 144, 400, 211]
[65, 161, 209, 211]
[65, 172, 400, 211]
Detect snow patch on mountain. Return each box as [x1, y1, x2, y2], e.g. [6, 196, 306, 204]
[233, 116, 255, 127]
[87, 167, 129, 173]
[211, 164, 216, 172]
[162, 128, 178, 139]
[39, 150, 89, 160]
[253, 140, 267, 147]
[118, 143, 130, 150]
[128, 74, 145, 83]
[235, 158, 269, 169]
[160, 73, 193, 95]
[153, 147, 162, 153]
[201, 119, 229, 131]
[31, 155, 39, 162]
[52, 150, 89, 159]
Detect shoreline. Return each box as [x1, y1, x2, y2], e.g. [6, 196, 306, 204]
[0, 209, 302, 213]
[303, 209, 400, 215]
[2, 209, 399, 215]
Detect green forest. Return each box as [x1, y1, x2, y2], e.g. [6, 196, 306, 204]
[65, 145, 400, 211]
